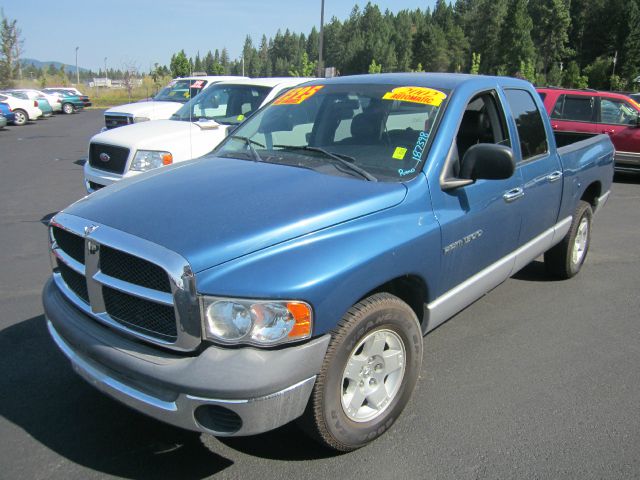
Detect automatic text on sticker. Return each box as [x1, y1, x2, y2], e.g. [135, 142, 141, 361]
[382, 87, 447, 106]
[274, 86, 324, 105]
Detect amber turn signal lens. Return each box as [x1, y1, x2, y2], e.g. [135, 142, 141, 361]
[162, 153, 173, 165]
[287, 302, 312, 338]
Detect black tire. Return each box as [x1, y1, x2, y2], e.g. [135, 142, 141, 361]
[62, 103, 74, 114]
[299, 292, 423, 451]
[544, 200, 593, 279]
[12, 109, 28, 126]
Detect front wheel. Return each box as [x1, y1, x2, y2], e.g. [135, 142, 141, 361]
[300, 293, 423, 451]
[544, 200, 593, 279]
[62, 103, 74, 114]
[12, 109, 28, 126]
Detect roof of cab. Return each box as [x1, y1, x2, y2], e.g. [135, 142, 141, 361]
[312, 72, 533, 92]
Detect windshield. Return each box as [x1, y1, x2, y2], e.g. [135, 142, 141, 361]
[153, 79, 209, 103]
[171, 84, 271, 125]
[214, 83, 448, 181]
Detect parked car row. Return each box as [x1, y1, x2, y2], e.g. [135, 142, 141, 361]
[0, 87, 90, 128]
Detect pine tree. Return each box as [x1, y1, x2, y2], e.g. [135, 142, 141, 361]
[529, 0, 572, 77]
[499, 0, 536, 76]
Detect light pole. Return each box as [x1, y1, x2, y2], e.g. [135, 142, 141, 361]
[318, 0, 325, 77]
[75, 46, 79, 85]
[104, 57, 108, 86]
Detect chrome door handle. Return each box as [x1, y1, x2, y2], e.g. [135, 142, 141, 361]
[503, 187, 525, 203]
[547, 171, 563, 182]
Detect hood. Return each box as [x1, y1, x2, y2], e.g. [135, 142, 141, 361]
[105, 101, 182, 120]
[65, 157, 407, 272]
[89, 120, 230, 160]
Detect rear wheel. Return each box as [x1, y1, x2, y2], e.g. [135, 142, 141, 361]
[300, 293, 423, 451]
[62, 103, 74, 114]
[12, 109, 27, 126]
[544, 200, 593, 279]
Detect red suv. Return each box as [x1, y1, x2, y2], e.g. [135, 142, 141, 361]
[537, 87, 640, 172]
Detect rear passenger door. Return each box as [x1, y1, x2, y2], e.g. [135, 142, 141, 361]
[549, 94, 599, 146]
[503, 89, 562, 244]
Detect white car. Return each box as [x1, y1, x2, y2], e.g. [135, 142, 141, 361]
[84, 77, 313, 191]
[0, 93, 42, 125]
[101, 75, 245, 130]
[8, 89, 62, 113]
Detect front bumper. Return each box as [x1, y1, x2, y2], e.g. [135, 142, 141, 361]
[83, 162, 141, 192]
[43, 278, 330, 436]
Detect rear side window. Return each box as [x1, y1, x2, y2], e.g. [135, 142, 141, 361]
[552, 95, 595, 122]
[504, 89, 548, 161]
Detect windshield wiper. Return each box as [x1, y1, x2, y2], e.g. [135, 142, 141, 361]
[230, 135, 265, 162]
[272, 145, 377, 182]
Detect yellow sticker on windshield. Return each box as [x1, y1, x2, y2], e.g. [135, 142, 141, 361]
[237, 114, 245, 121]
[274, 86, 324, 105]
[382, 87, 447, 106]
[392, 147, 407, 160]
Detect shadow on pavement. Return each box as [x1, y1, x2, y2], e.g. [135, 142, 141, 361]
[512, 260, 560, 282]
[0, 315, 232, 479]
[613, 172, 640, 184]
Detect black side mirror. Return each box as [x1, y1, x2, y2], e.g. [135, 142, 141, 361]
[460, 144, 515, 181]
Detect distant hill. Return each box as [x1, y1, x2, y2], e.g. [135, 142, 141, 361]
[21, 58, 92, 74]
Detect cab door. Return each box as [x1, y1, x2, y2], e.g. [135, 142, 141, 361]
[503, 88, 563, 245]
[428, 91, 523, 299]
[598, 96, 640, 168]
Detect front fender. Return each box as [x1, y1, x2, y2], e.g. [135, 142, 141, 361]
[195, 176, 441, 336]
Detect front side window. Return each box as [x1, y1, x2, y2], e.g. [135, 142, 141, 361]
[214, 84, 448, 182]
[600, 98, 639, 126]
[154, 79, 209, 103]
[551, 95, 595, 122]
[504, 89, 548, 160]
[172, 85, 271, 125]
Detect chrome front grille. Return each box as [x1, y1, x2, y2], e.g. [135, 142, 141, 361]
[103, 286, 177, 340]
[100, 245, 172, 293]
[49, 213, 200, 351]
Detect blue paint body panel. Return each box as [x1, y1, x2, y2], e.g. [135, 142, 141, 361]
[61, 73, 615, 337]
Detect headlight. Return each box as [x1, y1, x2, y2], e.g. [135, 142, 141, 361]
[130, 150, 173, 172]
[201, 296, 312, 346]
[133, 116, 150, 123]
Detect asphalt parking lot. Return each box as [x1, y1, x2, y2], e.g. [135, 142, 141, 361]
[1, 109, 639, 479]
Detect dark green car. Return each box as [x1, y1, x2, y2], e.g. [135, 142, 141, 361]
[59, 93, 84, 114]
[45, 89, 85, 114]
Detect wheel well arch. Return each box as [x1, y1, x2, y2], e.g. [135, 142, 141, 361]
[360, 275, 428, 326]
[581, 181, 601, 208]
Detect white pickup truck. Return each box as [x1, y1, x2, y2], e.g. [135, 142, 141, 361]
[84, 77, 313, 192]
[101, 76, 244, 130]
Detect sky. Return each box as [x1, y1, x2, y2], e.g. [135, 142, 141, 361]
[0, 0, 437, 73]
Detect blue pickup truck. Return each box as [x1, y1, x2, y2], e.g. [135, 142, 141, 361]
[43, 73, 614, 451]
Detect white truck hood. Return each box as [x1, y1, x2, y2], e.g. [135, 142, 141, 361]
[105, 101, 184, 120]
[90, 120, 230, 162]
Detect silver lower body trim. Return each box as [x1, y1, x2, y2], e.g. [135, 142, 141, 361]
[425, 216, 572, 333]
[47, 319, 316, 436]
